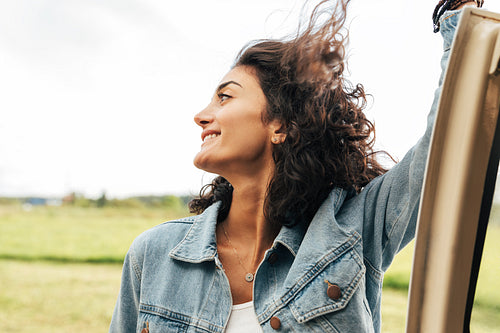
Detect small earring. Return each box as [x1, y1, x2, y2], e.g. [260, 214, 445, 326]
[272, 137, 279, 143]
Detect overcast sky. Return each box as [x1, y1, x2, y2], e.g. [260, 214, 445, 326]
[1, 0, 500, 198]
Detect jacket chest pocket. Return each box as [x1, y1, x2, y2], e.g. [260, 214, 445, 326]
[288, 246, 374, 332]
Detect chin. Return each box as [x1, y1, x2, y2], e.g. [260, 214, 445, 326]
[193, 156, 206, 171]
[193, 153, 216, 173]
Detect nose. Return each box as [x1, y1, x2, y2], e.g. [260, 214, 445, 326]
[194, 105, 215, 127]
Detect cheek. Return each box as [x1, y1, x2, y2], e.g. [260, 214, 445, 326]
[222, 119, 269, 149]
[222, 130, 271, 167]
[220, 106, 267, 136]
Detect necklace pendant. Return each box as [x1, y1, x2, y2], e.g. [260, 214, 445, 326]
[245, 273, 254, 282]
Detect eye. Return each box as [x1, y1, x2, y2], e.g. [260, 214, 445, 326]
[218, 93, 232, 103]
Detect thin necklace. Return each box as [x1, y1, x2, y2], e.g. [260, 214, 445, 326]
[221, 223, 255, 283]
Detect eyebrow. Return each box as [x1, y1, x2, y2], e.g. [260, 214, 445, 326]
[216, 80, 242, 94]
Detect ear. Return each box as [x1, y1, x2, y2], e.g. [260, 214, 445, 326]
[269, 119, 287, 144]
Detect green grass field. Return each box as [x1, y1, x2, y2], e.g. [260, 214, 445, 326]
[382, 234, 500, 333]
[0, 203, 498, 332]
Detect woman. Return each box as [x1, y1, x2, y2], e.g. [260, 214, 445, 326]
[110, 1, 484, 332]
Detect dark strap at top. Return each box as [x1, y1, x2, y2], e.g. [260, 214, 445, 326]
[432, 0, 484, 33]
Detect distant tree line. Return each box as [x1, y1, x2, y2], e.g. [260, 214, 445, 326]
[0, 193, 193, 210]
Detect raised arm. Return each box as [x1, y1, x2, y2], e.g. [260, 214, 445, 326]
[351, 3, 480, 274]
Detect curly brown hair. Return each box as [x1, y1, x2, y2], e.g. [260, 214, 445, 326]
[189, 0, 389, 227]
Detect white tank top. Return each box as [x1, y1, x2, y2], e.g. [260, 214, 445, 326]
[225, 301, 263, 333]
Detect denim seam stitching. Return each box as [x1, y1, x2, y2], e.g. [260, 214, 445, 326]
[130, 246, 142, 282]
[381, 197, 410, 257]
[363, 258, 383, 282]
[198, 271, 218, 326]
[440, 11, 460, 25]
[333, 187, 344, 210]
[275, 240, 298, 257]
[161, 220, 195, 225]
[317, 315, 340, 333]
[140, 303, 224, 332]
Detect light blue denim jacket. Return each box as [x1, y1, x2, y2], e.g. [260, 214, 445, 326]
[110, 11, 461, 333]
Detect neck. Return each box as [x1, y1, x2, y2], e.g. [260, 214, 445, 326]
[219, 175, 280, 269]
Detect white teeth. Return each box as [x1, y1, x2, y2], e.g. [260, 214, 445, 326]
[203, 133, 220, 142]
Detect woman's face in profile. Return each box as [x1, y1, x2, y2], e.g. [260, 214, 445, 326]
[193, 66, 277, 178]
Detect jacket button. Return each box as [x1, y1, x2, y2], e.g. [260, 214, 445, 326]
[268, 252, 278, 265]
[327, 284, 342, 300]
[270, 316, 281, 330]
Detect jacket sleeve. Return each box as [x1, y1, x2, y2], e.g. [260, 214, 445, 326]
[358, 10, 461, 272]
[109, 244, 142, 332]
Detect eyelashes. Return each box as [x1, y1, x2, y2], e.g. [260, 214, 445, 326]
[217, 93, 232, 103]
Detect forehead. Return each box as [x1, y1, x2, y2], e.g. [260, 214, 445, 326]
[220, 66, 261, 90]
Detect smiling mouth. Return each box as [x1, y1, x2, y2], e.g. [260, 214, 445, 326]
[203, 133, 220, 143]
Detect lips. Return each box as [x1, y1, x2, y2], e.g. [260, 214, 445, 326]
[201, 130, 221, 143]
[203, 133, 220, 142]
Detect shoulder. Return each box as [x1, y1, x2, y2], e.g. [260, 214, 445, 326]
[129, 215, 196, 258]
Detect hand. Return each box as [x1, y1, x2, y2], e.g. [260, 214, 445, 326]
[456, 1, 480, 9]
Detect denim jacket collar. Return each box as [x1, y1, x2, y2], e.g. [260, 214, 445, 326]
[274, 187, 349, 257]
[169, 188, 350, 266]
[168, 202, 220, 263]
